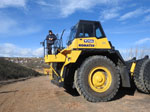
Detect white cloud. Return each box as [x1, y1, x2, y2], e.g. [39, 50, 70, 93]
[33, 48, 44, 57]
[36, 0, 54, 7]
[59, 0, 120, 17]
[119, 8, 143, 21]
[119, 8, 150, 21]
[59, 0, 94, 17]
[0, 0, 27, 8]
[0, 43, 43, 57]
[36, 0, 120, 17]
[100, 7, 120, 22]
[128, 3, 137, 8]
[144, 9, 150, 13]
[135, 38, 150, 45]
[143, 15, 150, 22]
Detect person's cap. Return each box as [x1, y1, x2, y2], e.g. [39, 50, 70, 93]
[49, 30, 52, 33]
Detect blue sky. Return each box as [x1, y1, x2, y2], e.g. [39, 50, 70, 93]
[0, 0, 150, 58]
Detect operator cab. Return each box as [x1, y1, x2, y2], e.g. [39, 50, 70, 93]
[67, 20, 106, 45]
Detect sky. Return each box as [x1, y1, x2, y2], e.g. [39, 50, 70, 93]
[0, 0, 150, 58]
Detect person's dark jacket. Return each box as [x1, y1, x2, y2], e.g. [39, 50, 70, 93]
[46, 34, 57, 45]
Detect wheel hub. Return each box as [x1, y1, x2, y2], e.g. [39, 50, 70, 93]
[92, 72, 105, 87]
[88, 67, 112, 93]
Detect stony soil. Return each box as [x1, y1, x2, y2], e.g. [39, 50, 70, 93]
[0, 76, 150, 112]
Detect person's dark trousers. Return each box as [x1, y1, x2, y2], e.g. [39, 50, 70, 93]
[47, 44, 52, 54]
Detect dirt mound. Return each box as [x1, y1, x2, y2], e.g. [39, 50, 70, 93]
[0, 58, 42, 81]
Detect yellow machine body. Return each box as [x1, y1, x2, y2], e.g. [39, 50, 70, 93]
[45, 37, 111, 63]
[67, 37, 111, 50]
[44, 36, 137, 83]
[42, 20, 150, 102]
[44, 37, 113, 82]
[43, 20, 139, 88]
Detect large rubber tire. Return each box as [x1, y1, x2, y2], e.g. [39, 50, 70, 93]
[74, 56, 120, 102]
[133, 59, 149, 93]
[143, 60, 150, 93]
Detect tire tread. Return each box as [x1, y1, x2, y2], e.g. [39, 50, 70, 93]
[74, 55, 120, 102]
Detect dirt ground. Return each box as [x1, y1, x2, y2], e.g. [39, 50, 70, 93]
[0, 76, 150, 112]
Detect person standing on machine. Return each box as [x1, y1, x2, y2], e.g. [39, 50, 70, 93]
[46, 30, 57, 54]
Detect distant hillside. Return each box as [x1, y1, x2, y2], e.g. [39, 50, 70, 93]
[0, 58, 42, 81]
[4, 57, 49, 69]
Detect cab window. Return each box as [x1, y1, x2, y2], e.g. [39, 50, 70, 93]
[78, 24, 94, 37]
[67, 25, 77, 45]
[96, 27, 103, 38]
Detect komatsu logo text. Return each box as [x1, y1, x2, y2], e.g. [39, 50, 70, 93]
[79, 44, 94, 47]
